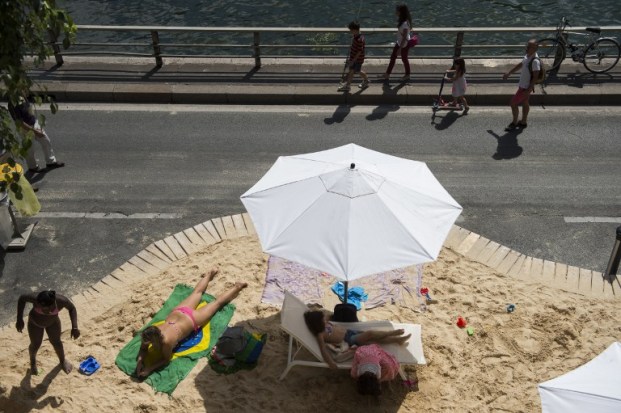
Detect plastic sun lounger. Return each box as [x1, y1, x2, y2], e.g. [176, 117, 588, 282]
[279, 290, 426, 380]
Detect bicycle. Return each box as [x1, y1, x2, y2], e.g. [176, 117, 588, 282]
[538, 17, 620, 74]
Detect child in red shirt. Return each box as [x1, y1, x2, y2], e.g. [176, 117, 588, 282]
[338, 21, 369, 92]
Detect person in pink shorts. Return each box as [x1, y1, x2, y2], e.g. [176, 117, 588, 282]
[502, 39, 541, 131]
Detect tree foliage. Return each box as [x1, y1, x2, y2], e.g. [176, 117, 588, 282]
[0, 0, 76, 195]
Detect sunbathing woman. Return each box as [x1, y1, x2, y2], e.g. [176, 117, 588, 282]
[16, 290, 80, 374]
[135, 268, 247, 378]
[303, 310, 410, 370]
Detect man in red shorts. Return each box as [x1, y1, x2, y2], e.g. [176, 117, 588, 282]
[502, 39, 541, 131]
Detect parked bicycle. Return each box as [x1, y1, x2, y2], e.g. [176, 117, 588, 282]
[538, 17, 620, 73]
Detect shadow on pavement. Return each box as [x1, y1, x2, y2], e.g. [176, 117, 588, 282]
[324, 104, 352, 124]
[487, 128, 524, 160]
[431, 110, 464, 130]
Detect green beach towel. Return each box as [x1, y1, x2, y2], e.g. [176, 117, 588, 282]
[115, 284, 235, 394]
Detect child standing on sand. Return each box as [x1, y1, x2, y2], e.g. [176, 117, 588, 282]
[304, 310, 410, 369]
[338, 21, 369, 92]
[444, 58, 470, 114]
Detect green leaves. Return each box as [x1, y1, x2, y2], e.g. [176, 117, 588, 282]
[0, 0, 73, 193]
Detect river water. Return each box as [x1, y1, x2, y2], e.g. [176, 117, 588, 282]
[57, 0, 621, 56]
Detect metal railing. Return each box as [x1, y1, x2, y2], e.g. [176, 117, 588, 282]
[49, 24, 621, 68]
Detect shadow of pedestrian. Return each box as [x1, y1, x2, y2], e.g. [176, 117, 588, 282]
[0, 365, 64, 413]
[366, 104, 400, 121]
[431, 110, 460, 130]
[487, 129, 524, 160]
[324, 104, 353, 124]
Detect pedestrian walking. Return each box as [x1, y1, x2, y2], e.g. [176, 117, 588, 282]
[502, 39, 541, 131]
[8, 95, 65, 172]
[444, 58, 470, 114]
[381, 4, 413, 82]
[16, 290, 80, 374]
[338, 21, 370, 92]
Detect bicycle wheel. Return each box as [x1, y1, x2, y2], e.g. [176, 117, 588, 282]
[538, 38, 565, 71]
[583, 38, 621, 73]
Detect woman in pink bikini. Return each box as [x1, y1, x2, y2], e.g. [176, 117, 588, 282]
[16, 290, 80, 374]
[135, 268, 247, 378]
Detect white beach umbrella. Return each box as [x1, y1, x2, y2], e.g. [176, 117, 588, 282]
[538, 342, 621, 413]
[240, 143, 462, 290]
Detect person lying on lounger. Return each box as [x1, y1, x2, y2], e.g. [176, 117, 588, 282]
[351, 344, 400, 396]
[303, 310, 410, 370]
[135, 268, 247, 378]
[16, 290, 80, 374]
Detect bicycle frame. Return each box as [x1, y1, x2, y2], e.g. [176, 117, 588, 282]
[540, 17, 620, 73]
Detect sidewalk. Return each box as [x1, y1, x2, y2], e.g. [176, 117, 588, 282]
[28, 57, 621, 105]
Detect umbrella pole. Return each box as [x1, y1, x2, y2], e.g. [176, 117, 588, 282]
[343, 281, 349, 304]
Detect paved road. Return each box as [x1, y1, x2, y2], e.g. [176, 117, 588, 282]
[1, 104, 619, 325]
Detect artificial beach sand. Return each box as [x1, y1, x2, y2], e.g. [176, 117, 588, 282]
[0, 235, 619, 413]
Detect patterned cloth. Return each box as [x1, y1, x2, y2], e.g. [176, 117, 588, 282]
[262, 256, 424, 309]
[350, 344, 400, 382]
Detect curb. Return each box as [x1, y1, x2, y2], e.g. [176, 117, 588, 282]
[444, 226, 619, 299]
[1, 216, 617, 336]
[35, 81, 621, 106]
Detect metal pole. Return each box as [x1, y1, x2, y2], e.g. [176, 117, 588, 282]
[48, 30, 64, 66]
[453, 31, 464, 58]
[604, 226, 621, 282]
[253, 31, 261, 68]
[151, 30, 163, 67]
[343, 281, 349, 304]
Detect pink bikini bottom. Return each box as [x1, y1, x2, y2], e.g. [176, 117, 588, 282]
[173, 306, 199, 332]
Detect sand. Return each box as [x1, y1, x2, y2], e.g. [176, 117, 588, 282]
[0, 235, 619, 413]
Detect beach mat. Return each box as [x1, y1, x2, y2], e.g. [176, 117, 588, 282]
[115, 284, 235, 394]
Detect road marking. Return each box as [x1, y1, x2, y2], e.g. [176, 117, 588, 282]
[23, 212, 182, 219]
[564, 217, 621, 223]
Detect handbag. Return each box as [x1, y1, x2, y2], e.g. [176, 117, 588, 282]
[408, 33, 420, 48]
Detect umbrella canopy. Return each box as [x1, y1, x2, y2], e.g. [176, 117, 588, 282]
[240, 143, 462, 282]
[538, 342, 621, 413]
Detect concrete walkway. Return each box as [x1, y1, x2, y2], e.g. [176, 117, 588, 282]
[29, 57, 621, 105]
[3, 214, 617, 334]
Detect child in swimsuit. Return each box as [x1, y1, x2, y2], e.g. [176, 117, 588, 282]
[351, 344, 400, 396]
[303, 310, 410, 370]
[16, 290, 80, 374]
[135, 268, 247, 378]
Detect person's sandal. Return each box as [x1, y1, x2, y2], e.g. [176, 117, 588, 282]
[517, 121, 528, 128]
[504, 123, 518, 131]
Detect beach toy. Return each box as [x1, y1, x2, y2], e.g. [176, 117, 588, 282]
[506, 304, 516, 313]
[466, 327, 475, 336]
[79, 355, 100, 376]
[456, 317, 467, 328]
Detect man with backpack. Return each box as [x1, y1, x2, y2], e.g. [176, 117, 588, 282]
[502, 39, 542, 131]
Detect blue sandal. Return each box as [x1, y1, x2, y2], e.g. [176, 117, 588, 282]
[79, 356, 100, 376]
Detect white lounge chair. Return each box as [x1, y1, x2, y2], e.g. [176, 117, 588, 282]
[279, 290, 426, 380]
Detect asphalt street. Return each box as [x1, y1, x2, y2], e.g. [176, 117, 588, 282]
[1, 104, 619, 325]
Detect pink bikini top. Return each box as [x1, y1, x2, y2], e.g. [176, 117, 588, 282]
[33, 305, 60, 315]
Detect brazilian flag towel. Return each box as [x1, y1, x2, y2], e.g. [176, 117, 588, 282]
[115, 284, 235, 394]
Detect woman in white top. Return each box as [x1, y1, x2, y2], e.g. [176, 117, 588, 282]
[382, 4, 413, 82]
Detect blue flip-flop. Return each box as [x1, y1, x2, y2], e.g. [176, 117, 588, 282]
[79, 356, 100, 376]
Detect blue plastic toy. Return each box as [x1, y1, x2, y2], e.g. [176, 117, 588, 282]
[79, 355, 100, 376]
